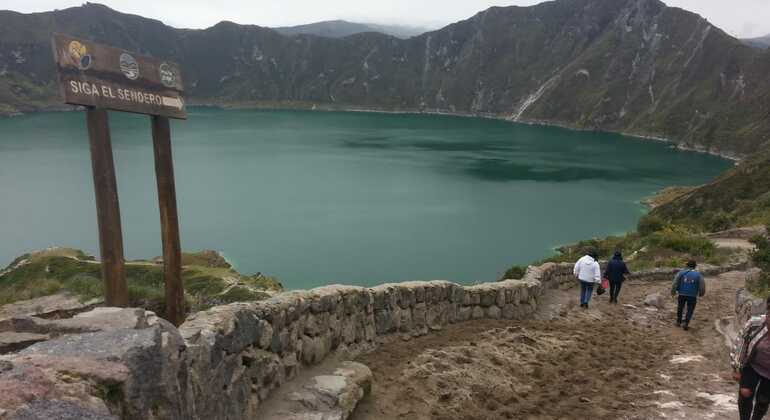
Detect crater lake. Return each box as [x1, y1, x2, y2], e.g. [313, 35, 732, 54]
[0, 109, 731, 289]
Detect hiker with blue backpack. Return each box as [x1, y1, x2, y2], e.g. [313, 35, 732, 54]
[670, 260, 706, 331]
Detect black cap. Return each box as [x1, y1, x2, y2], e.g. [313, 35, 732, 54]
[687, 260, 697, 268]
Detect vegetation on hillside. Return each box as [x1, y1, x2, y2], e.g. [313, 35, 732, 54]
[501, 214, 744, 280]
[505, 149, 770, 282]
[747, 224, 770, 298]
[0, 248, 282, 314]
[652, 151, 770, 230]
[3, 1, 770, 157]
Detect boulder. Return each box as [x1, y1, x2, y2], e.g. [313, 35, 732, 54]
[1, 308, 155, 337]
[0, 356, 126, 419]
[0, 332, 49, 354]
[0, 293, 101, 322]
[6, 398, 117, 420]
[263, 361, 372, 420]
[644, 293, 666, 309]
[18, 318, 189, 420]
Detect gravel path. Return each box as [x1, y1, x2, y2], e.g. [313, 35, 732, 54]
[352, 271, 748, 420]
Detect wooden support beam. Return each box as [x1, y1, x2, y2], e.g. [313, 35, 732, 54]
[86, 108, 128, 307]
[151, 115, 185, 326]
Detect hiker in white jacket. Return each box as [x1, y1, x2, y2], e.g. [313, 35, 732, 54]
[574, 251, 601, 308]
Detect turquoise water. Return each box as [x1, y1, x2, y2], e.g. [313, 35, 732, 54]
[0, 109, 730, 288]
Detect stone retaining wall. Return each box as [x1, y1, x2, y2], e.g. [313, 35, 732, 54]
[0, 260, 748, 419]
[626, 261, 750, 283]
[176, 262, 576, 419]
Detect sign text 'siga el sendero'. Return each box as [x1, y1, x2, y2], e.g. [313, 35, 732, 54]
[51, 33, 187, 119]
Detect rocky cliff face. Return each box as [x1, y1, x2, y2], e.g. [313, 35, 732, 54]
[1, 0, 769, 155]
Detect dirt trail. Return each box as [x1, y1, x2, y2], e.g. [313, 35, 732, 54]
[353, 271, 748, 420]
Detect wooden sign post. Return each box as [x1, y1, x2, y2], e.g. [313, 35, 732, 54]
[52, 33, 187, 326]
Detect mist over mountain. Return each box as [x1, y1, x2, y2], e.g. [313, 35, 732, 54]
[742, 34, 770, 49]
[273, 20, 428, 39]
[1, 0, 770, 156]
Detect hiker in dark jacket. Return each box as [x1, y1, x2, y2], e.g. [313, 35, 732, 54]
[670, 260, 706, 331]
[731, 297, 770, 420]
[604, 251, 630, 304]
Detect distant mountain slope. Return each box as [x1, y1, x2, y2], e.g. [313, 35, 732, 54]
[1, 0, 770, 157]
[743, 34, 770, 49]
[273, 20, 426, 39]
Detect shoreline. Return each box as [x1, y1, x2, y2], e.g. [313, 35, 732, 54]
[189, 101, 746, 163]
[4, 101, 744, 163]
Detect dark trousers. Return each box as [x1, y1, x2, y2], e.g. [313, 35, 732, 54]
[740, 365, 770, 420]
[609, 280, 622, 302]
[676, 295, 697, 324]
[579, 281, 594, 305]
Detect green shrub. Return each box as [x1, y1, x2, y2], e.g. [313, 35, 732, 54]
[67, 274, 103, 301]
[219, 286, 267, 303]
[647, 225, 715, 256]
[654, 257, 687, 269]
[184, 273, 227, 296]
[747, 272, 770, 299]
[638, 214, 666, 236]
[501, 265, 527, 280]
[703, 211, 735, 232]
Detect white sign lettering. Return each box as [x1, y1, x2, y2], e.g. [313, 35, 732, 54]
[68, 80, 179, 108]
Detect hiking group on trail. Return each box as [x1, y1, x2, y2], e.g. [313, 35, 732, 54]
[573, 252, 705, 329]
[571, 251, 770, 419]
[572, 250, 633, 307]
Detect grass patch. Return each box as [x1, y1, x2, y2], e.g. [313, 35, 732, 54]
[219, 286, 270, 304]
[184, 272, 228, 296]
[241, 273, 283, 291]
[0, 249, 282, 313]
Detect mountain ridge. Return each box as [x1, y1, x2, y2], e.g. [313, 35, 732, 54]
[273, 19, 428, 39]
[1, 0, 769, 157]
[742, 34, 770, 49]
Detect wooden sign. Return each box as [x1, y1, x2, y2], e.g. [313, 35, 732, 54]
[52, 33, 187, 119]
[51, 33, 187, 326]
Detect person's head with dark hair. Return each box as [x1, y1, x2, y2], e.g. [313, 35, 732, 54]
[687, 260, 697, 269]
[589, 250, 599, 260]
[613, 250, 622, 260]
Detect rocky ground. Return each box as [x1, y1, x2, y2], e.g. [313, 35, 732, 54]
[352, 271, 747, 420]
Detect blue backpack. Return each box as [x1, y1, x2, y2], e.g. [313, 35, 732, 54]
[676, 270, 701, 296]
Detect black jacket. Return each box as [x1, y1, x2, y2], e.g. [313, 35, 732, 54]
[604, 258, 630, 283]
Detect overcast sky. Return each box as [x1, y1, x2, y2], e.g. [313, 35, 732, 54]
[5, 0, 770, 38]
